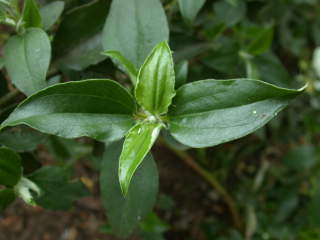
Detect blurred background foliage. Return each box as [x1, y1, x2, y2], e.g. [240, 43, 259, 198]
[1, 0, 320, 239]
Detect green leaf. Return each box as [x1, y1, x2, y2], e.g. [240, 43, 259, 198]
[0, 126, 47, 152]
[28, 166, 89, 210]
[0, 188, 16, 211]
[245, 26, 274, 56]
[102, 0, 169, 68]
[102, 50, 138, 84]
[168, 79, 304, 148]
[40, 1, 64, 30]
[313, 47, 320, 78]
[214, 0, 246, 27]
[101, 140, 159, 237]
[53, 0, 109, 70]
[119, 121, 162, 195]
[4, 28, 51, 96]
[283, 145, 317, 170]
[135, 42, 176, 115]
[1, 79, 136, 142]
[0, 147, 22, 186]
[175, 60, 188, 89]
[178, 0, 206, 24]
[22, 0, 42, 28]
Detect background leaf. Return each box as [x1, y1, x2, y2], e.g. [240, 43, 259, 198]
[135, 42, 175, 115]
[4, 28, 51, 96]
[28, 166, 89, 210]
[52, 0, 109, 70]
[168, 79, 303, 148]
[0, 189, 16, 211]
[119, 122, 162, 195]
[178, 0, 206, 24]
[0, 147, 22, 187]
[102, 0, 169, 68]
[1, 79, 136, 142]
[40, 1, 64, 30]
[101, 140, 159, 237]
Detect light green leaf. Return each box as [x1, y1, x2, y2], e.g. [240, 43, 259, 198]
[0, 188, 16, 211]
[313, 47, 320, 78]
[1, 79, 136, 142]
[102, 50, 138, 84]
[4, 28, 51, 96]
[135, 42, 176, 115]
[101, 140, 159, 237]
[168, 79, 304, 148]
[53, 0, 109, 70]
[102, 0, 169, 68]
[40, 1, 64, 30]
[0, 147, 22, 187]
[119, 121, 162, 195]
[22, 0, 42, 28]
[28, 166, 89, 210]
[178, 0, 206, 24]
[245, 26, 274, 56]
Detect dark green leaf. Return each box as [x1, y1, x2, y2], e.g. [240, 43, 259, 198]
[178, 0, 206, 24]
[283, 145, 317, 170]
[102, 50, 138, 84]
[28, 166, 89, 210]
[102, 0, 169, 68]
[0, 126, 47, 152]
[40, 1, 64, 30]
[53, 0, 109, 70]
[135, 42, 176, 115]
[119, 121, 162, 195]
[4, 28, 51, 96]
[245, 27, 274, 56]
[175, 60, 188, 89]
[0, 188, 15, 211]
[214, 0, 246, 27]
[0, 147, 22, 186]
[101, 140, 159, 237]
[168, 79, 304, 148]
[1, 79, 136, 142]
[22, 0, 42, 28]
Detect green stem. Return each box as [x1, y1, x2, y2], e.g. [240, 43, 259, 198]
[0, 89, 20, 107]
[159, 139, 243, 230]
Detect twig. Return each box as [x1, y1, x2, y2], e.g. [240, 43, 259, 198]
[159, 139, 243, 230]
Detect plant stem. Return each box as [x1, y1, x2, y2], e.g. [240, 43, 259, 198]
[159, 139, 243, 230]
[0, 89, 20, 107]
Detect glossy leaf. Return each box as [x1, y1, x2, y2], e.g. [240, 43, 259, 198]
[313, 47, 320, 78]
[119, 121, 162, 195]
[0, 147, 22, 186]
[4, 28, 51, 95]
[53, 0, 109, 70]
[40, 1, 64, 30]
[28, 166, 89, 210]
[178, 0, 206, 24]
[101, 140, 159, 237]
[102, 0, 169, 68]
[0, 189, 16, 211]
[1, 79, 136, 142]
[168, 79, 304, 148]
[102, 50, 138, 84]
[135, 42, 176, 115]
[22, 0, 42, 28]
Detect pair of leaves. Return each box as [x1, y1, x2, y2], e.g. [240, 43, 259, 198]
[1, 42, 304, 197]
